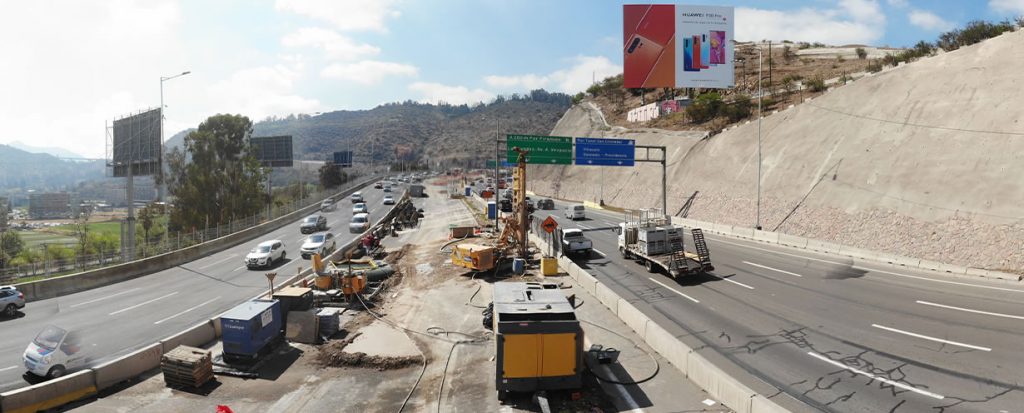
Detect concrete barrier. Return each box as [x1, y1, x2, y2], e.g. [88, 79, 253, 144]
[160, 320, 217, 353]
[777, 234, 808, 249]
[752, 230, 779, 244]
[594, 282, 619, 312]
[574, 265, 598, 295]
[16, 177, 380, 303]
[0, 370, 96, 413]
[643, 321, 690, 372]
[92, 343, 163, 391]
[616, 299, 649, 337]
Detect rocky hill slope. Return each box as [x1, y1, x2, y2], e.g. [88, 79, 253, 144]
[531, 29, 1024, 272]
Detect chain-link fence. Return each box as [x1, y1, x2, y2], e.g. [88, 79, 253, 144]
[0, 177, 376, 283]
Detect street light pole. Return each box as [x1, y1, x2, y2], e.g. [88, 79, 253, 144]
[159, 70, 191, 202]
[494, 119, 499, 232]
[756, 44, 763, 231]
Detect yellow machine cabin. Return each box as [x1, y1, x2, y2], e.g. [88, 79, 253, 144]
[451, 243, 496, 272]
[493, 282, 582, 401]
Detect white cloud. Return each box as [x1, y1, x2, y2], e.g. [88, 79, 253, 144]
[281, 27, 380, 60]
[207, 65, 321, 120]
[484, 56, 621, 94]
[321, 61, 418, 85]
[908, 9, 955, 31]
[887, 0, 908, 8]
[275, 0, 400, 32]
[408, 82, 494, 105]
[737, 1, 887, 45]
[990, 0, 1024, 14]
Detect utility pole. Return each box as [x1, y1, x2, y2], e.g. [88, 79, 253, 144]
[158, 71, 190, 202]
[757, 43, 764, 231]
[494, 119, 500, 231]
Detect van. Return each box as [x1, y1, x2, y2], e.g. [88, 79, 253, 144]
[564, 204, 585, 220]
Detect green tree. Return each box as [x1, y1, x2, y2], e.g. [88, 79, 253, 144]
[167, 114, 267, 232]
[855, 47, 867, 59]
[318, 164, 348, 189]
[0, 231, 25, 268]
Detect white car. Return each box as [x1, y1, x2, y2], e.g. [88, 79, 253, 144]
[349, 213, 370, 233]
[565, 204, 586, 220]
[24, 326, 89, 379]
[300, 232, 336, 259]
[350, 192, 364, 203]
[383, 195, 395, 205]
[353, 202, 368, 214]
[320, 199, 336, 212]
[244, 240, 286, 269]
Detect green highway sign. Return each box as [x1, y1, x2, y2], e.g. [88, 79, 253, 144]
[506, 134, 572, 165]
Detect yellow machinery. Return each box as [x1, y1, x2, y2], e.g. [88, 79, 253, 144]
[493, 282, 582, 401]
[451, 243, 496, 272]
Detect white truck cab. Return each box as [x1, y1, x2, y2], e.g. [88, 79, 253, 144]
[24, 326, 89, 378]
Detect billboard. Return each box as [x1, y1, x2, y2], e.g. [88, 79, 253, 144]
[623, 4, 734, 89]
[251, 136, 294, 168]
[111, 108, 162, 177]
[333, 151, 353, 167]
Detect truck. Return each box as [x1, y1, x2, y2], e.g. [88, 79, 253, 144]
[615, 209, 713, 277]
[220, 299, 283, 363]
[559, 228, 592, 257]
[409, 184, 425, 197]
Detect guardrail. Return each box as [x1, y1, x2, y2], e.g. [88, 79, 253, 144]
[528, 232, 802, 413]
[669, 216, 1021, 284]
[0, 183, 411, 413]
[12, 177, 381, 303]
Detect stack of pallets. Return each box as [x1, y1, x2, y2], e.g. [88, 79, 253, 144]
[161, 345, 213, 388]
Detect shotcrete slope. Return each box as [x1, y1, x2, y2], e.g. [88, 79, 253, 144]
[531, 29, 1024, 271]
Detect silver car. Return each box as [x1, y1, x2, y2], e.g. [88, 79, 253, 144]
[300, 232, 336, 259]
[1, 285, 26, 318]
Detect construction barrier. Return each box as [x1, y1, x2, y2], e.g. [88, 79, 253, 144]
[159, 320, 218, 353]
[92, 343, 163, 391]
[0, 370, 97, 413]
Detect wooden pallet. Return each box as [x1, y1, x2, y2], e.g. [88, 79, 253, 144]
[161, 345, 214, 388]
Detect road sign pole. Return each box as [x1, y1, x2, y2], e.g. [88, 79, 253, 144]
[494, 122, 499, 232]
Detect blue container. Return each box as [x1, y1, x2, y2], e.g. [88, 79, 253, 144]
[465, 186, 472, 196]
[220, 299, 282, 361]
[487, 201, 497, 219]
[512, 258, 525, 274]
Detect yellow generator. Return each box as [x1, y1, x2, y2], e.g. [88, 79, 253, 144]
[493, 282, 582, 402]
[451, 243, 495, 271]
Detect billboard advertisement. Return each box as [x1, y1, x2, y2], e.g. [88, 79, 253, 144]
[111, 108, 162, 177]
[251, 136, 294, 168]
[623, 4, 734, 89]
[333, 150, 353, 167]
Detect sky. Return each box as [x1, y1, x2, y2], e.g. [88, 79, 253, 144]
[0, 0, 1017, 158]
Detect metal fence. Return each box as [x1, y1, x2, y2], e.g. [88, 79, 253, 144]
[0, 177, 375, 283]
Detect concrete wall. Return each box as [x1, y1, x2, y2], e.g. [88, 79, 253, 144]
[15, 177, 379, 303]
[92, 343, 163, 391]
[0, 370, 96, 413]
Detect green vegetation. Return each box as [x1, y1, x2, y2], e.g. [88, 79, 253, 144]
[806, 76, 827, 92]
[166, 114, 268, 233]
[937, 19, 1016, 51]
[855, 47, 867, 59]
[685, 93, 753, 124]
[866, 60, 883, 73]
[318, 164, 351, 189]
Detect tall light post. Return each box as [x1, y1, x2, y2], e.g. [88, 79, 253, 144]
[159, 70, 191, 202]
[756, 43, 763, 231]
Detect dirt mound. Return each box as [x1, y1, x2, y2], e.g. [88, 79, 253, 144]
[315, 334, 423, 371]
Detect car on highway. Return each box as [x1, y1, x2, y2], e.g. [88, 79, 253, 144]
[1, 285, 26, 318]
[560, 228, 593, 257]
[351, 192, 364, 203]
[350, 213, 370, 233]
[373, 182, 383, 189]
[383, 195, 395, 205]
[320, 198, 336, 212]
[538, 198, 555, 210]
[353, 202, 368, 214]
[300, 232, 336, 259]
[565, 204, 586, 220]
[300, 214, 328, 234]
[244, 240, 287, 269]
[383, 185, 392, 193]
[24, 325, 88, 379]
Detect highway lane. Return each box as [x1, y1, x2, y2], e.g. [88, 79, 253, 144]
[0, 181, 396, 391]
[525, 197, 1024, 412]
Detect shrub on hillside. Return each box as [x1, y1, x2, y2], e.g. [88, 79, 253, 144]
[806, 77, 827, 92]
[723, 96, 753, 122]
[937, 20, 1015, 51]
[685, 92, 724, 124]
[866, 60, 883, 73]
[856, 47, 867, 59]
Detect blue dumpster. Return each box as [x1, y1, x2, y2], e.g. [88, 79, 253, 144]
[512, 258, 525, 274]
[487, 201, 497, 219]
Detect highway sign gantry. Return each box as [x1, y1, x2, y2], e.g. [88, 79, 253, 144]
[574, 137, 636, 166]
[506, 134, 573, 165]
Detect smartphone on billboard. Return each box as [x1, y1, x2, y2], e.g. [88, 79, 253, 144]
[624, 34, 666, 85]
[702, 33, 712, 66]
[693, 35, 707, 69]
[683, 37, 697, 72]
[710, 30, 726, 65]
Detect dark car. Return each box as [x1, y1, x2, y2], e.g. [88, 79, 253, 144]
[499, 199, 513, 212]
[300, 214, 328, 234]
[538, 199, 555, 210]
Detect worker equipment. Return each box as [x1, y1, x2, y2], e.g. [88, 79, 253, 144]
[451, 243, 496, 272]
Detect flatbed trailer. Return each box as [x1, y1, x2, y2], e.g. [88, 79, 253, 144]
[616, 209, 713, 278]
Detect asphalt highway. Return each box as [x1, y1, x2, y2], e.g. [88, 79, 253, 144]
[541, 200, 1024, 412]
[0, 182, 395, 392]
[487, 184, 1024, 412]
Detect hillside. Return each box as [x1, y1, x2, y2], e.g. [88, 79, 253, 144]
[531, 29, 1024, 272]
[167, 91, 571, 168]
[0, 144, 105, 192]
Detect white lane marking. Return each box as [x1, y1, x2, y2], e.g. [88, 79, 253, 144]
[806, 351, 944, 400]
[198, 254, 238, 270]
[710, 274, 755, 290]
[743, 261, 803, 277]
[872, 324, 991, 352]
[109, 292, 179, 316]
[233, 265, 246, 272]
[154, 296, 222, 325]
[0, 366, 17, 373]
[916, 300, 1024, 320]
[714, 239, 848, 266]
[592, 249, 606, 257]
[69, 288, 141, 308]
[647, 277, 700, 303]
[853, 266, 1024, 294]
